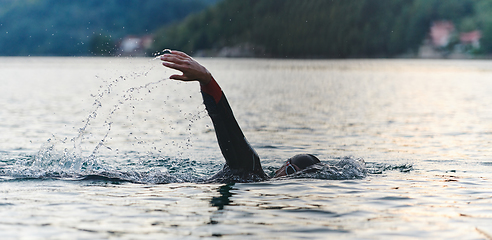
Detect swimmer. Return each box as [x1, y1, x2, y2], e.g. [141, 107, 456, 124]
[160, 50, 321, 182]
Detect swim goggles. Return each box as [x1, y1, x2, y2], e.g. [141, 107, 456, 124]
[285, 160, 297, 175]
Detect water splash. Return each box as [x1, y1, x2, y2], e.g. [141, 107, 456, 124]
[0, 58, 192, 182]
[366, 162, 413, 174]
[287, 156, 368, 180]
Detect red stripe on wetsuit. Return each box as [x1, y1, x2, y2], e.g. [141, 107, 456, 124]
[200, 77, 222, 103]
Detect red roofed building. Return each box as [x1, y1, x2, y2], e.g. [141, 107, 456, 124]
[118, 35, 154, 56]
[429, 21, 455, 47]
[460, 30, 481, 48]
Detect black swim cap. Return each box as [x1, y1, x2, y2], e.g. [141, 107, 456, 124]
[289, 154, 320, 170]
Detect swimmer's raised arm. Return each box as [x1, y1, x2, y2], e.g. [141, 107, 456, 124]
[159, 50, 320, 182]
[160, 50, 267, 182]
[160, 50, 212, 85]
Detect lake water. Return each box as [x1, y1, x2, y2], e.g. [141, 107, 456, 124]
[1, 57, 492, 239]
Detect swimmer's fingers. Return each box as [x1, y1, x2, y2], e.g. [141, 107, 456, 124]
[168, 50, 190, 58]
[161, 54, 189, 69]
[159, 50, 191, 63]
[161, 57, 195, 78]
[169, 74, 195, 82]
[160, 50, 211, 85]
[161, 59, 185, 72]
[161, 58, 199, 81]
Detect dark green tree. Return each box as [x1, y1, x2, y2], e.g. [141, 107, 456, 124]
[89, 34, 115, 56]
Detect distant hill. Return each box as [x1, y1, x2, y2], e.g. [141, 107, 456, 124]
[152, 0, 492, 58]
[0, 0, 218, 56]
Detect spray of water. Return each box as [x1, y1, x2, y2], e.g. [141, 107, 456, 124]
[2, 57, 202, 182]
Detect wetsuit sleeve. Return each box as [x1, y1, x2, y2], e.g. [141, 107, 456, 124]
[201, 78, 265, 176]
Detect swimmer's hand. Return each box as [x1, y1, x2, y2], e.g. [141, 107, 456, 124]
[160, 50, 212, 85]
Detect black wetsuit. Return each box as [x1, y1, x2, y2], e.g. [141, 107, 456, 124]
[201, 78, 269, 183]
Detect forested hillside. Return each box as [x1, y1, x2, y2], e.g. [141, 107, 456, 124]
[3, 0, 492, 58]
[152, 0, 492, 58]
[0, 0, 217, 56]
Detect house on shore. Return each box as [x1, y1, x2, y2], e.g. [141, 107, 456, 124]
[118, 35, 153, 57]
[419, 21, 482, 58]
